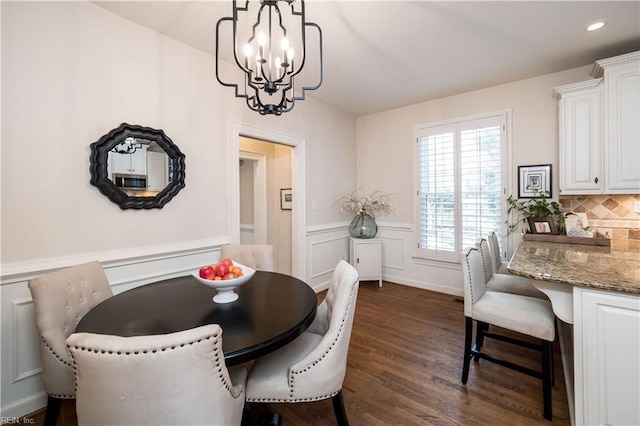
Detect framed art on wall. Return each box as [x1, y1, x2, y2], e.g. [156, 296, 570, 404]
[280, 188, 292, 210]
[518, 164, 552, 198]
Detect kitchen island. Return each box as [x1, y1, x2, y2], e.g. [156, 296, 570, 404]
[509, 240, 640, 426]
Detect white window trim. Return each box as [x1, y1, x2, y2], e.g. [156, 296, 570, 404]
[413, 109, 513, 263]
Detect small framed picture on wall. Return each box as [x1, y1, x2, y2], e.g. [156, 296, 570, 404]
[518, 164, 552, 198]
[280, 188, 292, 210]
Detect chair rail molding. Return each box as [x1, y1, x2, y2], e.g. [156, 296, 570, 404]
[0, 237, 229, 419]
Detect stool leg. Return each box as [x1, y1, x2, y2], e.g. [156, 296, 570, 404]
[551, 341, 556, 387]
[462, 317, 473, 384]
[541, 340, 553, 421]
[474, 321, 488, 362]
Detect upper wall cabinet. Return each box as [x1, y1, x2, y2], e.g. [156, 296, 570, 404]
[594, 52, 640, 194]
[555, 79, 604, 194]
[555, 51, 640, 195]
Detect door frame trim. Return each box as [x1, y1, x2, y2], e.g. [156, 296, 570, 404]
[239, 151, 267, 244]
[229, 121, 306, 279]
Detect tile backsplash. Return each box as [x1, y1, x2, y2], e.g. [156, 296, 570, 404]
[559, 194, 640, 248]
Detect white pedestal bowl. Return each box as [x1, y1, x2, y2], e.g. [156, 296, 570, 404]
[192, 262, 256, 303]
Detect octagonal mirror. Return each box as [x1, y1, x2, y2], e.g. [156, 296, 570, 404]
[90, 123, 186, 209]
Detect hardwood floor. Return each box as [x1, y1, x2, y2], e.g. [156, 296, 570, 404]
[23, 282, 569, 425]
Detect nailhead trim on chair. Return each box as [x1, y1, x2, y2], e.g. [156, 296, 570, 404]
[478, 245, 489, 277]
[68, 333, 236, 395]
[288, 286, 356, 399]
[40, 336, 75, 398]
[248, 281, 357, 403]
[464, 249, 475, 304]
[248, 390, 340, 403]
[41, 336, 74, 368]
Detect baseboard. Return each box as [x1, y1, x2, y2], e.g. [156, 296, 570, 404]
[383, 274, 463, 297]
[0, 391, 47, 420]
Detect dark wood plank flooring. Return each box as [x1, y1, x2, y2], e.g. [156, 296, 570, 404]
[23, 281, 569, 425]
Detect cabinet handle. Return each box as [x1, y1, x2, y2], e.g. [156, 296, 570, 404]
[356, 258, 360, 264]
[594, 177, 599, 184]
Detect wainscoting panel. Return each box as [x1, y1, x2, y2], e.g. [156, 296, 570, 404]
[378, 235, 404, 270]
[0, 238, 227, 419]
[376, 222, 464, 296]
[306, 223, 350, 291]
[11, 299, 41, 383]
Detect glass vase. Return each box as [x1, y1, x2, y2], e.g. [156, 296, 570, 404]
[349, 212, 378, 239]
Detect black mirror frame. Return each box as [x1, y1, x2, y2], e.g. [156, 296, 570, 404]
[90, 123, 186, 209]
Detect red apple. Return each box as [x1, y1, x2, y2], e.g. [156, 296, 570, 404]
[199, 266, 215, 280]
[214, 263, 229, 277]
[220, 258, 234, 267]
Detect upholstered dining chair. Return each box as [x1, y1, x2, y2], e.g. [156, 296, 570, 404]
[487, 231, 512, 275]
[245, 260, 359, 426]
[220, 244, 274, 272]
[477, 238, 546, 300]
[27, 261, 113, 426]
[461, 247, 556, 420]
[67, 324, 247, 426]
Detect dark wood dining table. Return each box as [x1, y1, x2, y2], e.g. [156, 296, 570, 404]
[76, 271, 318, 366]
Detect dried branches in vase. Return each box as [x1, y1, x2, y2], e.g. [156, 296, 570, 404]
[335, 190, 395, 238]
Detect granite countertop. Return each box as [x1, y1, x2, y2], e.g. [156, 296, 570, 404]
[508, 240, 640, 295]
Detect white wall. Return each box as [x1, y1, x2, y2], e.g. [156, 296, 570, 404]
[0, 1, 356, 417]
[356, 65, 595, 295]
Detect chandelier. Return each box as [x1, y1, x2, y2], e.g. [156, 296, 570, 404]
[112, 137, 142, 154]
[216, 0, 323, 115]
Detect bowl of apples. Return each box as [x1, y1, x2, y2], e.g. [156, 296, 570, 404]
[192, 258, 256, 303]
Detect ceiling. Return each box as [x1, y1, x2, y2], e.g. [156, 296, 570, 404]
[93, 1, 640, 117]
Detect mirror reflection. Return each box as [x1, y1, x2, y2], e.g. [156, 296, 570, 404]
[108, 138, 172, 197]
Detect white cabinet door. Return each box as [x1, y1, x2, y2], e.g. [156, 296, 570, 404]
[556, 80, 603, 194]
[129, 147, 148, 175]
[109, 151, 131, 175]
[602, 55, 640, 193]
[574, 288, 640, 426]
[108, 147, 148, 175]
[349, 238, 382, 287]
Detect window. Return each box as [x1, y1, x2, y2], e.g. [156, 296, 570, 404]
[414, 113, 508, 262]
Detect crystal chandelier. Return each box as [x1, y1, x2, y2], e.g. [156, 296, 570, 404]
[216, 0, 323, 115]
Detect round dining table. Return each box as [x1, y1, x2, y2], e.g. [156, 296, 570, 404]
[76, 271, 318, 366]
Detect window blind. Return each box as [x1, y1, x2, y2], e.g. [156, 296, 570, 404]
[418, 131, 456, 254]
[415, 114, 506, 262]
[460, 125, 503, 250]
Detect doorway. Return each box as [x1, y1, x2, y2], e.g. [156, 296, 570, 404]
[229, 122, 306, 279]
[238, 139, 292, 274]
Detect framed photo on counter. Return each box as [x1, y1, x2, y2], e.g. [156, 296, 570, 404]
[528, 217, 557, 234]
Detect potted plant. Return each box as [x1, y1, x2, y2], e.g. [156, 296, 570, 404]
[506, 190, 573, 235]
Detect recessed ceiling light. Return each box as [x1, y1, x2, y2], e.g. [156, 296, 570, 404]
[587, 22, 606, 31]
